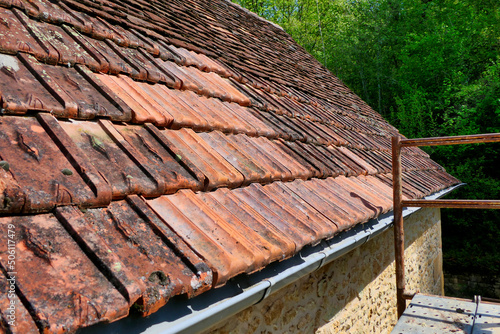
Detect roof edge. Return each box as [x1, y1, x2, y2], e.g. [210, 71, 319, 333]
[81, 184, 463, 334]
[222, 0, 285, 32]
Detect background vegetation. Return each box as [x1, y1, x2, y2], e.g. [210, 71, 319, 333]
[234, 0, 500, 277]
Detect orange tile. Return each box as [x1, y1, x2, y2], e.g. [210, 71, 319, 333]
[59, 120, 159, 199]
[284, 179, 356, 231]
[198, 131, 270, 185]
[160, 129, 242, 190]
[148, 190, 257, 286]
[0, 214, 129, 333]
[0, 54, 65, 115]
[0, 116, 111, 212]
[56, 196, 212, 316]
[232, 186, 317, 249]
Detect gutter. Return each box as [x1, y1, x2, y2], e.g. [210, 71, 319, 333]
[83, 184, 462, 334]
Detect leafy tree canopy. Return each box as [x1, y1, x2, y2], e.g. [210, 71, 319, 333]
[234, 0, 500, 276]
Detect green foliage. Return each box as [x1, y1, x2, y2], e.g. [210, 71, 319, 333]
[233, 0, 500, 276]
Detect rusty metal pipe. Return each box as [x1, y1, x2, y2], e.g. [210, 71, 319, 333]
[392, 136, 406, 318]
[402, 199, 500, 209]
[400, 133, 500, 147]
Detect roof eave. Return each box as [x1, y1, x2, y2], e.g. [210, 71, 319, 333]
[80, 183, 463, 334]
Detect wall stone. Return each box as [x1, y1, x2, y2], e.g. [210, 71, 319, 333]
[444, 273, 500, 299]
[203, 208, 443, 334]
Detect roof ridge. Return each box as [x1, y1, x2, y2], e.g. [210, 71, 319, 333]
[221, 0, 285, 32]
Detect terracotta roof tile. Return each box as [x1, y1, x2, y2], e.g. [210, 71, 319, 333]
[19, 11, 101, 68]
[258, 136, 315, 179]
[285, 179, 358, 231]
[202, 188, 293, 261]
[0, 214, 129, 333]
[247, 110, 293, 140]
[229, 134, 293, 181]
[0, 8, 46, 56]
[59, 119, 161, 198]
[152, 87, 212, 131]
[302, 143, 348, 176]
[355, 174, 396, 205]
[216, 102, 259, 136]
[262, 182, 339, 239]
[231, 186, 317, 248]
[0, 0, 461, 331]
[56, 196, 212, 316]
[190, 94, 254, 134]
[96, 74, 171, 125]
[337, 146, 378, 175]
[158, 128, 239, 190]
[328, 176, 388, 217]
[0, 115, 110, 213]
[0, 54, 64, 114]
[66, 28, 128, 74]
[176, 91, 229, 130]
[0, 275, 38, 333]
[313, 178, 376, 223]
[196, 192, 282, 263]
[198, 131, 271, 185]
[148, 190, 258, 286]
[273, 140, 322, 178]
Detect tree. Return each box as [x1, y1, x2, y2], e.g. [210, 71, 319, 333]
[233, 0, 500, 277]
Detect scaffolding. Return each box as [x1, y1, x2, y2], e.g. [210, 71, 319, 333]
[391, 133, 500, 318]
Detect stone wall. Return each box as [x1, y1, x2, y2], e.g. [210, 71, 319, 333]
[203, 207, 443, 334]
[444, 273, 500, 299]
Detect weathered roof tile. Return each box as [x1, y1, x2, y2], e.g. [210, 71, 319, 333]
[59, 119, 159, 199]
[232, 185, 318, 248]
[0, 214, 130, 333]
[0, 54, 64, 114]
[56, 196, 212, 316]
[0, 274, 38, 333]
[96, 73, 171, 125]
[0, 115, 110, 213]
[198, 131, 271, 185]
[284, 179, 356, 231]
[228, 134, 292, 181]
[256, 182, 338, 241]
[148, 190, 256, 287]
[0, 8, 45, 56]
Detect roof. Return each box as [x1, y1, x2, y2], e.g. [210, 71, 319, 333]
[0, 0, 459, 333]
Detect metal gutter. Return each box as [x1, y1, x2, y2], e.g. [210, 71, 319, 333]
[82, 184, 462, 334]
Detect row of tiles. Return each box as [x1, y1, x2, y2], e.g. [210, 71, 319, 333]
[0, 0, 387, 125]
[0, 0, 400, 137]
[0, 171, 459, 333]
[0, 5, 233, 79]
[238, 80, 397, 137]
[0, 44, 395, 148]
[0, 114, 444, 214]
[238, 68, 392, 130]
[0, 53, 419, 157]
[135, 0, 370, 111]
[143, 0, 388, 122]
[0, 51, 404, 153]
